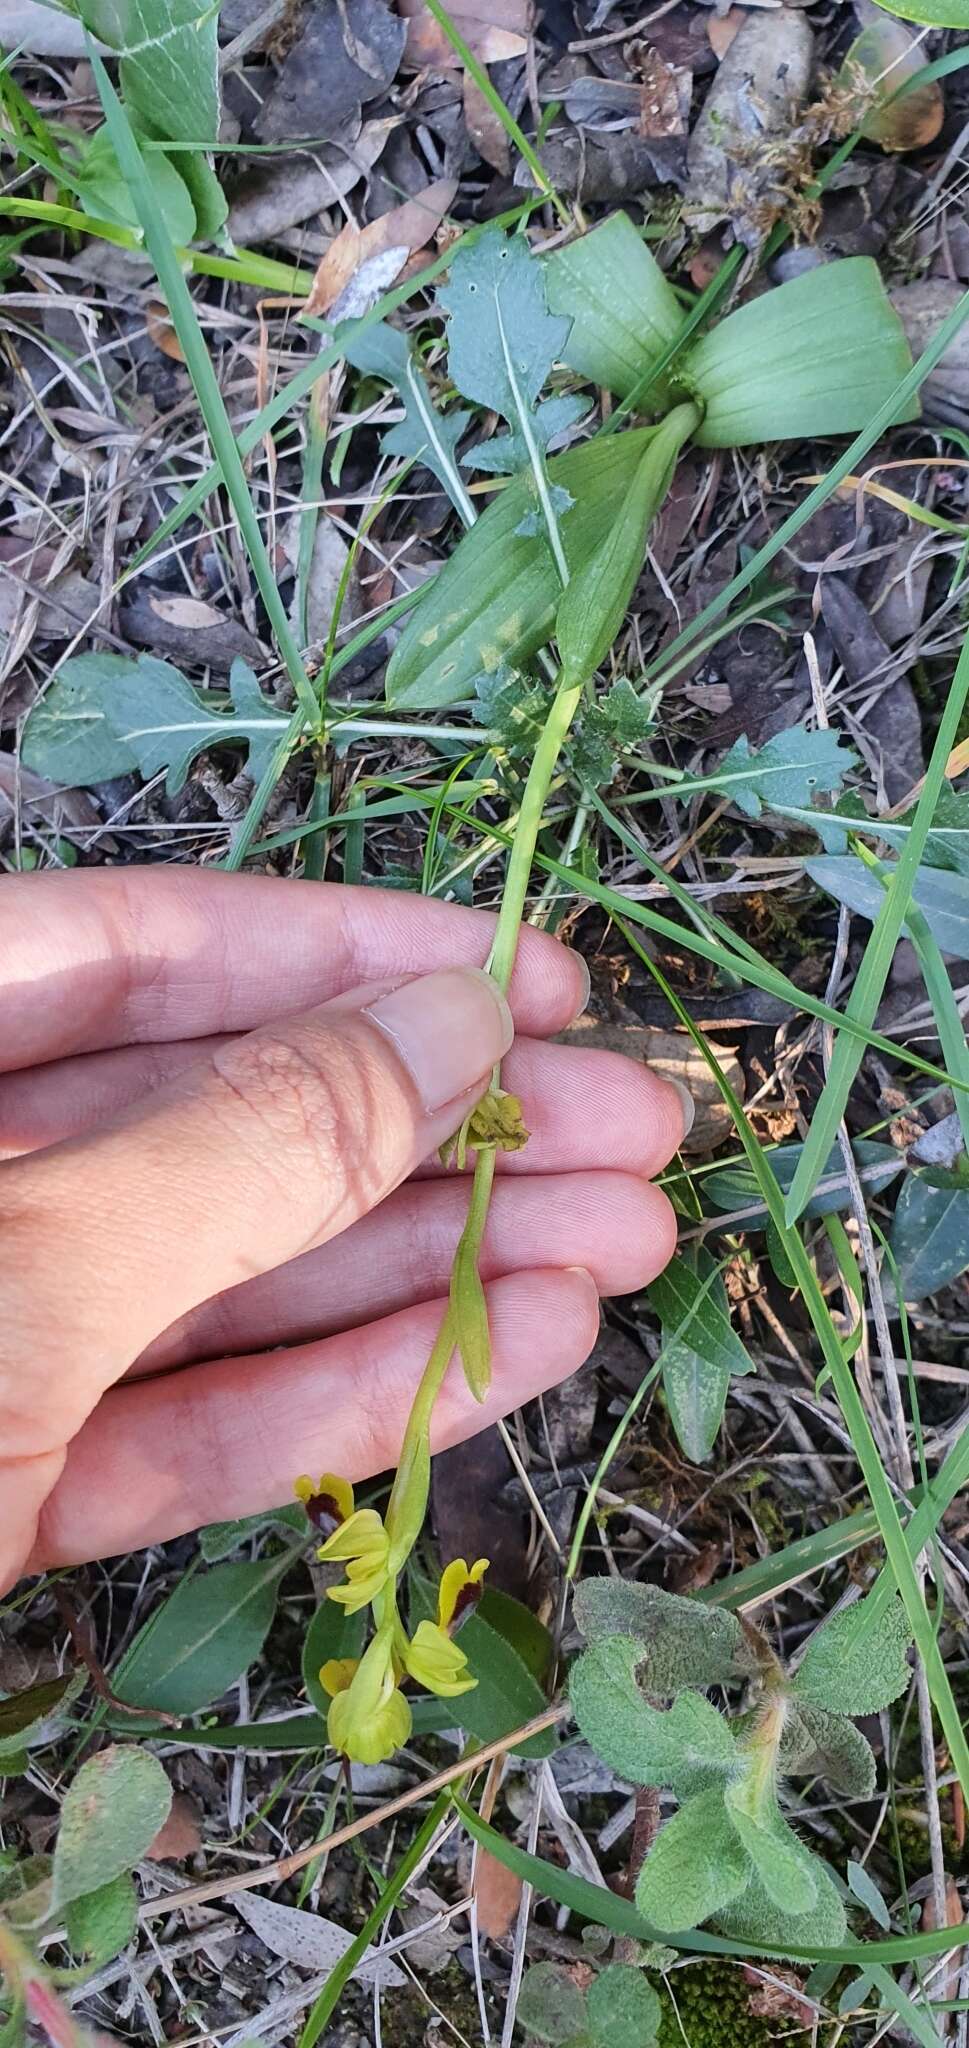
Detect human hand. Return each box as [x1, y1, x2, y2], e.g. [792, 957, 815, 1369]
[0, 868, 688, 1590]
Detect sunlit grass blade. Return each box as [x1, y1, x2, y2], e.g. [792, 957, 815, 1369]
[89, 48, 319, 731]
[784, 631, 969, 1225]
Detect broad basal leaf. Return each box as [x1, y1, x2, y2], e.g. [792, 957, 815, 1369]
[386, 427, 657, 707]
[545, 212, 682, 406]
[77, 124, 197, 242]
[23, 653, 289, 795]
[888, 1174, 969, 1300]
[52, 1746, 171, 1909]
[681, 259, 917, 448]
[74, 0, 226, 236]
[635, 1787, 750, 1933]
[570, 1636, 736, 1797]
[709, 723, 855, 819]
[808, 853, 969, 958]
[343, 320, 473, 520]
[571, 1579, 754, 1692]
[714, 1837, 847, 1952]
[792, 1596, 912, 1715]
[439, 226, 578, 476]
[112, 1556, 286, 1718]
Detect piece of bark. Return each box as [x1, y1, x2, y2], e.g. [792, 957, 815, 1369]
[686, 8, 814, 243]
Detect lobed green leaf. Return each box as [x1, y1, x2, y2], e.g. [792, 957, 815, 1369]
[570, 1636, 737, 1795]
[571, 1579, 754, 1690]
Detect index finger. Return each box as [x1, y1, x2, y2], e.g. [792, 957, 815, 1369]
[0, 868, 589, 1071]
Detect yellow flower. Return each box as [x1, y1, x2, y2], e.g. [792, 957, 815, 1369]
[326, 1632, 413, 1765]
[404, 1619, 476, 1698]
[438, 1556, 488, 1632]
[318, 1508, 392, 1612]
[293, 1472, 355, 1532]
[318, 1657, 359, 1697]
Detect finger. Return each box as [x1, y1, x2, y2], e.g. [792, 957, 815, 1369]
[0, 1030, 688, 1180]
[0, 868, 588, 1071]
[140, 1169, 677, 1372]
[27, 1268, 601, 1570]
[0, 968, 513, 1451]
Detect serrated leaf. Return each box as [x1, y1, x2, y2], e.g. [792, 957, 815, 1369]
[545, 213, 681, 406]
[517, 1963, 587, 2043]
[807, 854, 969, 957]
[440, 227, 572, 472]
[344, 320, 473, 519]
[466, 394, 589, 475]
[570, 1636, 737, 1796]
[66, 1871, 138, 1963]
[586, 1964, 661, 2048]
[635, 1787, 751, 1933]
[112, 1557, 286, 1719]
[714, 1839, 847, 1953]
[888, 1175, 969, 1300]
[386, 427, 658, 708]
[779, 1699, 877, 1798]
[793, 1597, 912, 1715]
[703, 1138, 902, 1226]
[52, 1746, 171, 1909]
[571, 1580, 753, 1690]
[22, 653, 289, 796]
[682, 259, 917, 448]
[709, 724, 855, 820]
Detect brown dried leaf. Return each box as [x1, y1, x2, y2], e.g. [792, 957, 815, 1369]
[463, 68, 512, 173]
[399, 0, 529, 67]
[922, 1877, 964, 2001]
[305, 177, 456, 317]
[145, 1793, 202, 1863]
[841, 11, 944, 153]
[148, 594, 227, 632]
[473, 1848, 523, 1939]
[145, 302, 185, 362]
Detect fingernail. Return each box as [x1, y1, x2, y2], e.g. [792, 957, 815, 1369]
[366, 967, 513, 1112]
[571, 951, 592, 1018]
[666, 1076, 696, 1142]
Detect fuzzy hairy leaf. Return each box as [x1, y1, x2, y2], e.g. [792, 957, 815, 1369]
[571, 1579, 753, 1691]
[709, 724, 855, 819]
[22, 654, 287, 796]
[726, 1801, 817, 1914]
[440, 228, 572, 474]
[545, 213, 681, 406]
[66, 1872, 138, 1964]
[570, 1636, 737, 1795]
[793, 1597, 912, 1715]
[386, 428, 657, 707]
[52, 1746, 171, 1909]
[779, 1699, 877, 1799]
[517, 1962, 587, 2042]
[586, 1964, 661, 2047]
[714, 1839, 847, 1953]
[807, 853, 969, 958]
[635, 1788, 750, 1932]
[572, 678, 655, 789]
[888, 1175, 969, 1300]
[682, 259, 917, 448]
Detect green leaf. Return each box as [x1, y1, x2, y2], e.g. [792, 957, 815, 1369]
[725, 1801, 817, 1914]
[386, 427, 658, 708]
[807, 854, 969, 957]
[888, 1175, 969, 1299]
[199, 1504, 304, 1562]
[440, 227, 572, 473]
[778, 1700, 877, 1799]
[410, 1576, 553, 1756]
[586, 1964, 661, 2048]
[635, 1788, 751, 1933]
[715, 1840, 847, 1954]
[0, 1675, 78, 1746]
[570, 1636, 737, 1795]
[793, 1596, 912, 1715]
[572, 1580, 753, 1691]
[555, 404, 697, 686]
[74, 0, 224, 213]
[450, 1235, 491, 1399]
[662, 1340, 731, 1466]
[647, 1252, 754, 1378]
[301, 1601, 367, 1720]
[477, 1587, 552, 1683]
[66, 1872, 138, 1963]
[682, 260, 917, 448]
[52, 1746, 171, 1909]
[545, 213, 681, 406]
[343, 321, 474, 523]
[76, 124, 196, 242]
[22, 654, 290, 796]
[867, 0, 968, 25]
[112, 1557, 286, 1718]
[708, 724, 855, 819]
[703, 1139, 902, 1226]
[846, 1858, 891, 1931]
[517, 1963, 588, 2043]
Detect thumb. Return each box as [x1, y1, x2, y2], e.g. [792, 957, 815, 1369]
[1, 968, 512, 1446]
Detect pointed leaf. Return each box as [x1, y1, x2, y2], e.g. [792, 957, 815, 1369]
[793, 1597, 912, 1715]
[709, 724, 855, 819]
[703, 1138, 902, 1226]
[683, 260, 917, 448]
[888, 1175, 969, 1300]
[572, 1580, 753, 1690]
[647, 1252, 754, 1377]
[807, 854, 969, 957]
[846, 1859, 891, 1930]
[112, 1557, 285, 1718]
[663, 1341, 731, 1465]
[570, 1636, 737, 1795]
[52, 1746, 171, 1909]
[635, 1788, 751, 1933]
